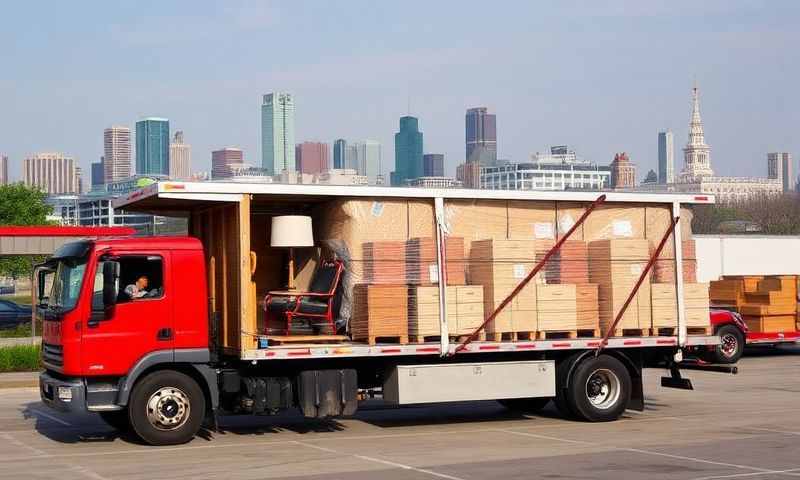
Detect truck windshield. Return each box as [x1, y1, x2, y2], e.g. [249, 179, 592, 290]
[48, 256, 89, 312]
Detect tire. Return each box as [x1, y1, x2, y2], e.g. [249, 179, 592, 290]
[554, 353, 581, 419]
[128, 370, 205, 446]
[566, 354, 631, 422]
[498, 397, 551, 413]
[99, 410, 130, 431]
[711, 325, 744, 364]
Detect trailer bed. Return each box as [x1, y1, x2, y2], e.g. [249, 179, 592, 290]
[241, 334, 719, 361]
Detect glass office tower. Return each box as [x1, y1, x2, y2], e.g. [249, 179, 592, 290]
[135, 118, 170, 176]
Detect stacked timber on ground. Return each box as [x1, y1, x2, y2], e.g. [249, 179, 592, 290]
[711, 275, 798, 333]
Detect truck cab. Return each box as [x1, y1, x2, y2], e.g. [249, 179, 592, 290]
[38, 237, 213, 442]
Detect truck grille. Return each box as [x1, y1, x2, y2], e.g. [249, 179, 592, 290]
[42, 342, 64, 367]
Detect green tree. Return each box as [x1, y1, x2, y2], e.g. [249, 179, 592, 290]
[0, 184, 53, 278]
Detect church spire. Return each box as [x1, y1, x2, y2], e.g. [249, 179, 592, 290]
[688, 84, 705, 146]
[680, 83, 713, 180]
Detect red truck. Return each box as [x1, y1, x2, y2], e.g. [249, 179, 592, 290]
[699, 309, 800, 364]
[37, 183, 726, 446]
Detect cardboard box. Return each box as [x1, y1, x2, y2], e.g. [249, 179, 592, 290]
[351, 285, 409, 343]
[743, 315, 796, 333]
[507, 200, 557, 241]
[443, 200, 508, 257]
[589, 239, 651, 333]
[407, 285, 484, 337]
[650, 283, 710, 328]
[363, 241, 407, 284]
[584, 205, 646, 241]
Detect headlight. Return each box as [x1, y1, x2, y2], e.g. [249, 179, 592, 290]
[57, 386, 73, 401]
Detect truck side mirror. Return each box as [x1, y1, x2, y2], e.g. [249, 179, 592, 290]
[36, 268, 53, 307]
[102, 261, 120, 310]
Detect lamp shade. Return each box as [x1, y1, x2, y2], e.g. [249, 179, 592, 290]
[270, 215, 314, 247]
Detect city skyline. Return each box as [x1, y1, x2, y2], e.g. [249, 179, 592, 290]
[1, 3, 798, 183]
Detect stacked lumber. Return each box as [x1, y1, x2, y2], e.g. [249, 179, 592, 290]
[405, 237, 466, 285]
[652, 240, 698, 283]
[588, 239, 652, 335]
[363, 241, 406, 284]
[407, 285, 484, 340]
[468, 239, 539, 339]
[535, 284, 600, 338]
[351, 285, 409, 345]
[650, 283, 711, 333]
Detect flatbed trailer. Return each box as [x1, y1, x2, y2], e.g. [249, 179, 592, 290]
[35, 182, 726, 446]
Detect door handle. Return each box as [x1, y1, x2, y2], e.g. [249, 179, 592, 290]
[156, 328, 173, 341]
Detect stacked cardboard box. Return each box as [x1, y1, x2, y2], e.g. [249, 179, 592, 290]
[468, 239, 539, 335]
[407, 285, 484, 339]
[351, 285, 409, 344]
[405, 237, 467, 286]
[588, 239, 652, 334]
[552, 241, 589, 284]
[536, 284, 599, 333]
[740, 276, 797, 333]
[363, 241, 407, 284]
[652, 240, 698, 284]
[650, 283, 711, 330]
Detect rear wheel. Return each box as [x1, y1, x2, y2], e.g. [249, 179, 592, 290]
[498, 397, 551, 413]
[566, 354, 631, 422]
[128, 370, 205, 446]
[99, 409, 129, 431]
[710, 325, 744, 364]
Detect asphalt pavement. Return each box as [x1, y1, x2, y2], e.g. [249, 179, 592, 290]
[0, 346, 798, 479]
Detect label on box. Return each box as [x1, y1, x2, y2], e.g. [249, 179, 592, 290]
[429, 264, 439, 283]
[630, 264, 643, 276]
[534, 222, 554, 239]
[513, 264, 527, 279]
[612, 220, 633, 237]
[371, 201, 384, 217]
[559, 214, 576, 234]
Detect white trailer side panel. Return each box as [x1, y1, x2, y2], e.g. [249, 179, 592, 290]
[383, 360, 555, 404]
[695, 235, 800, 282]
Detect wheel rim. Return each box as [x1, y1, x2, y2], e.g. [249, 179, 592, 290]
[585, 368, 621, 410]
[146, 387, 191, 431]
[720, 333, 738, 358]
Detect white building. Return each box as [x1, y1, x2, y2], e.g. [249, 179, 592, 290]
[345, 140, 382, 184]
[406, 176, 462, 189]
[169, 131, 191, 180]
[484, 147, 609, 191]
[23, 152, 81, 194]
[261, 92, 295, 175]
[675, 85, 781, 201]
[767, 152, 793, 193]
[315, 169, 369, 186]
[103, 126, 132, 183]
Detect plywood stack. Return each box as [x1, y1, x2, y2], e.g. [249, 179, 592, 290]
[405, 237, 467, 286]
[739, 276, 797, 333]
[588, 239, 652, 335]
[351, 285, 409, 345]
[652, 240, 698, 284]
[650, 283, 711, 334]
[468, 239, 539, 340]
[363, 241, 406, 284]
[552, 240, 590, 284]
[535, 284, 600, 338]
[407, 285, 484, 341]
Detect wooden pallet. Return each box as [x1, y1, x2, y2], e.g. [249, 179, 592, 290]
[608, 328, 651, 337]
[484, 331, 536, 342]
[651, 326, 713, 336]
[354, 335, 409, 346]
[265, 335, 349, 345]
[535, 329, 600, 340]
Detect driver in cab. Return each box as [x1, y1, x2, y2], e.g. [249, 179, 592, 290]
[124, 275, 149, 300]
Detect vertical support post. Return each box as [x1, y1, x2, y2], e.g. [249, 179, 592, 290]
[30, 258, 36, 344]
[672, 201, 687, 348]
[238, 194, 253, 353]
[434, 197, 450, 357]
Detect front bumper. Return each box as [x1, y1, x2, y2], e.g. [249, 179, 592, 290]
[39, 371, 86, 413]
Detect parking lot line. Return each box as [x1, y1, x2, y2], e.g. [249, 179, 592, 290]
[691, 467, 800, 479]
[293, 440, 466, 480]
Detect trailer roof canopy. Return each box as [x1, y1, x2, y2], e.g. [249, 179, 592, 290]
[114, 181, 715, 214]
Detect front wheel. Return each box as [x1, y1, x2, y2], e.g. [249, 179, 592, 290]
[566, 354, 631, 422]
[710, 325, 744, 364]
[128, 370, 205, 446]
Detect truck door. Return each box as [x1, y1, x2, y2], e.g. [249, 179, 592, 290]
[81, 253, 174, 376]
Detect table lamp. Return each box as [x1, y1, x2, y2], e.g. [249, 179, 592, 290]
[270, 215, 314, 290]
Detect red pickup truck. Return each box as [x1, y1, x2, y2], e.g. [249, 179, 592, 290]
[701, 309, 800, 364]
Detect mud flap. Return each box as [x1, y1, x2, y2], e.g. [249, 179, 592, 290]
[298, 369, 358, 418]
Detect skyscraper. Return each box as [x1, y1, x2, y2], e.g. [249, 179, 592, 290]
[261, 92, 295, 175]
[657, 130, 674, 184]
[333, 139, 347, 169]
[135, 118, 170, 176]
[392, 116, 424, 186]
[91, 159, 104, 190]
[423, 154, 444, 177]
[348, 140, 382, 184]
[169, 131, 191, 179]
[0, 155, 7, 185]
[767, 152, 794, 193]
[23, 152, 80, 194]
[680, 86, 713, 180]
[295, 141, 330, 174]
[103, 126, 132, 183]
[465, 107, 497, 165]
[211, 148, 245, 179]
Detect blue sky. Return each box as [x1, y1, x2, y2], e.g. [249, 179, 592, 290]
[1, 1, 798, 180]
